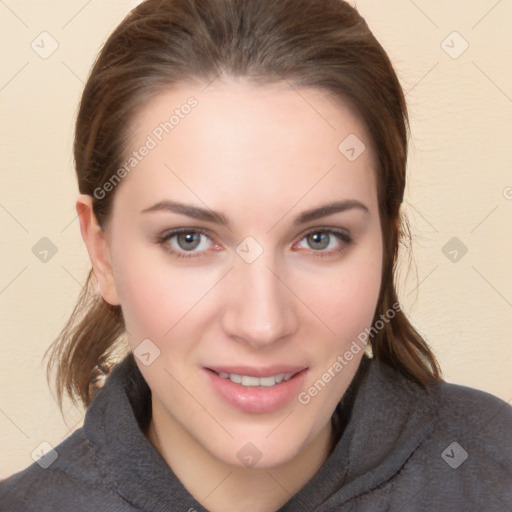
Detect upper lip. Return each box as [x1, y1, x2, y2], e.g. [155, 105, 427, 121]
[206, 365, 307, 378]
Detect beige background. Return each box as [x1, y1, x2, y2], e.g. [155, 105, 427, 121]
[1, 0, 511, 477]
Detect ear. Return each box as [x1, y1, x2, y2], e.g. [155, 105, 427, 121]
[76, 194, 120, 306]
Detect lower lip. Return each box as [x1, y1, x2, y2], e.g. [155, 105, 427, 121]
[204, 368, 308, 414]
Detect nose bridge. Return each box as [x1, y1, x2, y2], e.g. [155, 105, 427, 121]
[222, 250, 297, 347]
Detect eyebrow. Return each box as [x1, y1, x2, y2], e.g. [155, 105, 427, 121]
[140, 199, 369, 227]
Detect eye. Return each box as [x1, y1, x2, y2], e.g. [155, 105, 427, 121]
[294, 228, 352, 256]
[156, 227, 352, 260]
[157, 228, 216, 259]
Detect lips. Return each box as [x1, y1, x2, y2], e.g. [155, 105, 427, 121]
[204, 365, 308, 414]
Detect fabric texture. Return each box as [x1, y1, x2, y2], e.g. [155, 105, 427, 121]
[1, 352, 511, 511]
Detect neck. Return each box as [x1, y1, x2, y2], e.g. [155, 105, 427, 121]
[145, 405, 336, 512]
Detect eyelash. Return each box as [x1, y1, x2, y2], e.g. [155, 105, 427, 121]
[155, 227, 353, 260]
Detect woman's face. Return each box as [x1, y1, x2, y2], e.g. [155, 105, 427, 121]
[96, 80, 383, 467]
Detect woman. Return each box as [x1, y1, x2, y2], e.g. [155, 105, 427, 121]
[1, 0, 511, 510]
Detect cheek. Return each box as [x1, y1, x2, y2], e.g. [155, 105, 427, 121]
[305, 244, 382, 349]
[109, 243, 177, 337]
[111, 243, 220, 339]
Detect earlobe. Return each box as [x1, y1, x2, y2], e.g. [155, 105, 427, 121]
[76, 194, 120, 306]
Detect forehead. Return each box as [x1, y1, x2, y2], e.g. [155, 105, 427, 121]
[114, 79, 378, 223]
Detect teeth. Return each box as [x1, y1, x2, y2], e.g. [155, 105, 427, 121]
[216, 372, 295, 387]
[242, 376, 260, 386]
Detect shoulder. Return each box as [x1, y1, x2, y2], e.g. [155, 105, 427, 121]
[434, 379, 512, 445]
[0, 462, 76, 512]
[0, 429, 130, 512]
[369, 367, 512, 509]
[410, 379, 512, 507]
[371, 361, 512, 466]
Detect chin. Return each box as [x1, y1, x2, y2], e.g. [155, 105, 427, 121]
[203, 418, 323, 470]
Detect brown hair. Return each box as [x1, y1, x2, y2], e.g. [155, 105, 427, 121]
[45, 0, 441, 414]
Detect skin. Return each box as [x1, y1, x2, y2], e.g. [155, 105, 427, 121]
[77, 78, 383, 512]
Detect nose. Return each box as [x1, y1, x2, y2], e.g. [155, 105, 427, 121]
[221, 254, 298, 349]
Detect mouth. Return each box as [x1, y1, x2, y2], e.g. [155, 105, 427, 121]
[203, 365, 309, 413]
[209, 370, 299, 387]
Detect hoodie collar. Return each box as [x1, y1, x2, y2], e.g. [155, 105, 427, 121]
[84, 353, 441, 511]
[84, 352, 208, 511]
[280, 359, 441, 511]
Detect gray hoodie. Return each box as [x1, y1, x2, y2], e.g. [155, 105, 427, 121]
[1, 353, 511, 511]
